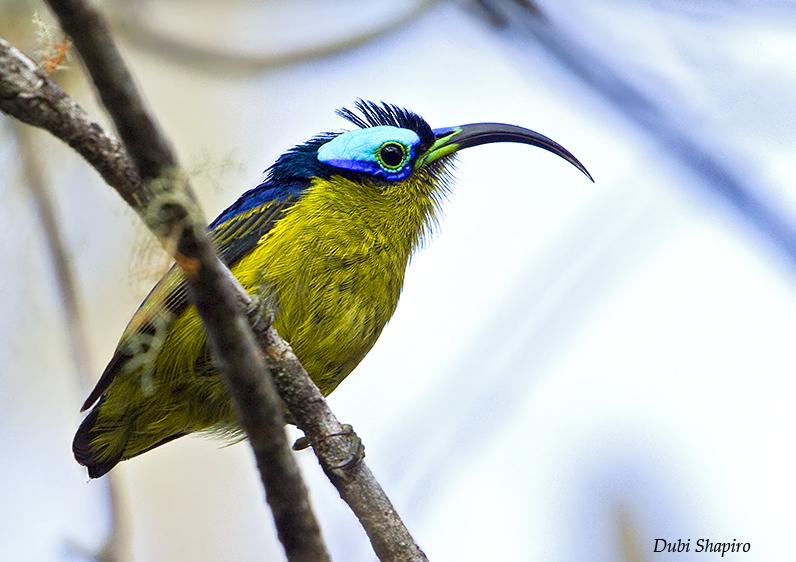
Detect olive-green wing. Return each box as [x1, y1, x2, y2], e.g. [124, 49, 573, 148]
[81, 193, 297, 411]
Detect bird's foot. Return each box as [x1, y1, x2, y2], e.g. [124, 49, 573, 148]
[292, 424, 365, 471]
[324, 424, 364, 471]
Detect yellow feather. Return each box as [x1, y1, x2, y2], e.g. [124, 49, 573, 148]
[91, 170, 447, 461]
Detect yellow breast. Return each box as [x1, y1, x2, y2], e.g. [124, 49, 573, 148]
[231, 173, 442, 394]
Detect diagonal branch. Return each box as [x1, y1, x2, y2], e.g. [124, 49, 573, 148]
[45, 0, 176, 183]
[43, 1, 332, 559]
[251, 316, 429, 562]
[0, 22, 331, 562]
[0, 38, 141, 204]
[1, 3, 428, 558]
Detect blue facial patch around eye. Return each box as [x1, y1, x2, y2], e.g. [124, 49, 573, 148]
[317, 126, 421, 181]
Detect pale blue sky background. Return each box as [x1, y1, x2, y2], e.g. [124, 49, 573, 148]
[1, 1, 795, 561]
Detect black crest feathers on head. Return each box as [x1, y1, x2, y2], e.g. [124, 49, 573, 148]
[337, 100, 435, 151]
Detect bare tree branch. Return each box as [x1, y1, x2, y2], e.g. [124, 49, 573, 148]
[2, 3, 429, 557]
[0, 39, 141, 203]
[251, 318, 429, 562]
[45, 0, 175, 183]
[1, 20, 331, 562]
[43, 1, 333, 559]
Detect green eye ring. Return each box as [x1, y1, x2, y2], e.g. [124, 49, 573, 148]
[376, 141, 408, 171]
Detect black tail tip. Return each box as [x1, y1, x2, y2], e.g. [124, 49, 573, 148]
[73, 407, 121, 479]
[85, 459, 118, 479]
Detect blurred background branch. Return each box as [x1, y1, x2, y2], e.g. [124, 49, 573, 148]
[476, 0, 796, 272]
[13, 122, 126, 562]
[111, 0, 438, 74]
[14, 124, 90, 386]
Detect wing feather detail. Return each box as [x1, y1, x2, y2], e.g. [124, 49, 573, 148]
[81, 188, 300, 411]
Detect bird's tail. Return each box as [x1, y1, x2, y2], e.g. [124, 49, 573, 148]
[73, 405, 124, 478]
[73, 402, 186, 478]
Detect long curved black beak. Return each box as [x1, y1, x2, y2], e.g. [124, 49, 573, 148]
[419, 123, 593, 182]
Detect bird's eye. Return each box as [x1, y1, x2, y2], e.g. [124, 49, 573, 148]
[377, 142, 407, 171]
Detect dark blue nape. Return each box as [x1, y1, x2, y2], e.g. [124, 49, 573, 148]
[209, 180, 308, 227]
[209, 134, 338, 228]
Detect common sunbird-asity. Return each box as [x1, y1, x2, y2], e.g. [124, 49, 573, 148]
[74, 100, 592, 477]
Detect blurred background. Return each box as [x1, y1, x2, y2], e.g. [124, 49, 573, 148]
[1, 0, 795, 560]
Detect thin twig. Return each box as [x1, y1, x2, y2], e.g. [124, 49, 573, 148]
[113, 0, 438, 74]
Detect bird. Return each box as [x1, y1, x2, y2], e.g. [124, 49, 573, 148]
[73, 100, 593, 478]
